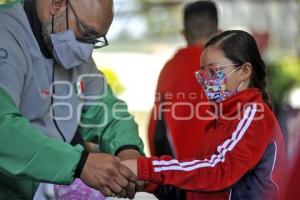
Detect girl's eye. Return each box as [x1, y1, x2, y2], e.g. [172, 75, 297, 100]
[208, 70, 215, 77]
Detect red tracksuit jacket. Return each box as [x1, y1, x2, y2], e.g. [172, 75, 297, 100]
[139, 89, 286, 200]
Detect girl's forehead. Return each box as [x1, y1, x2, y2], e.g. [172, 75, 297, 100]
[200, 46, 231, 67]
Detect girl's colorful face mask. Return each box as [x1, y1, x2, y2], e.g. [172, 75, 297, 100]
[195, 64, 240, 102]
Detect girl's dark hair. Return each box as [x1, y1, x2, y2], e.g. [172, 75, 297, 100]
[204, 30, 272, 109]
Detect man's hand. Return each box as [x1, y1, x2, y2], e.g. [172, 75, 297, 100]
[80, 153, 137, 197]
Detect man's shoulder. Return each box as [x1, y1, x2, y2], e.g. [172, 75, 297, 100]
[0, 28, 22, 51]
[0, 27, 29, 74]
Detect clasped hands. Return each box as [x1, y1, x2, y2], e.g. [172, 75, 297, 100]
[80, 151, 143, 199]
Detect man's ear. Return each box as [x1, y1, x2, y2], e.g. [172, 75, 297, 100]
[50, 0, 67, 16]
[181, 29, 188, 40]
[240, 62, 252, 81]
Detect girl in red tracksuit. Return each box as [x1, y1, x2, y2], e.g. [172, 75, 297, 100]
[123, 30, 286, 200]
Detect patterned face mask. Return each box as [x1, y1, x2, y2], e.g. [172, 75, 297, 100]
[195, 64, 241, 102]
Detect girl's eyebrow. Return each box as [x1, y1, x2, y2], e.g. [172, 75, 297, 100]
[200, 63, 218, 68]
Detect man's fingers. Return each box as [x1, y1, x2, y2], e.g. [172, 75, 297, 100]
[100, 186, 114, 197]
[116, 185, 136, 199]
[126, 181, 136, 191]
[117, 189, 128, 198]
[94, 173, 121, 196]
[114, 174, 129, 188]
[119, 164, 137, 182]
[126, 182, 136, 199]
[109, 180, 123, 194]
[136, 181, 145, 192]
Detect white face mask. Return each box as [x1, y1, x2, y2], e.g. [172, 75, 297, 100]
[50, 30, 94, 69]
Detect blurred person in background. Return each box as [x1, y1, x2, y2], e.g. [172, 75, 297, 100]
[0, 0, 144, 199]
[124, 30, 286, 200]
[147, 1, 218, 199]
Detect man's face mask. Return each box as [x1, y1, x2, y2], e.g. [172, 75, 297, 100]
[195, 64, 242, 102]
[50, 0, 108, 69]
[50, 30, 94, 69]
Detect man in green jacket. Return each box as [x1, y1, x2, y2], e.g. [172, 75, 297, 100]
[0, 0, 144, 199]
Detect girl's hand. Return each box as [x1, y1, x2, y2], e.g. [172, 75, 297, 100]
[122, 159, 138, 176]
[122, 159, 146, 191]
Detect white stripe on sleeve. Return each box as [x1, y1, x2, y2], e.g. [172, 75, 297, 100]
[153, 104, 257, 172]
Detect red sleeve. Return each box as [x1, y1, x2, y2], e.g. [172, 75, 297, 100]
[139, 104, 274, 191]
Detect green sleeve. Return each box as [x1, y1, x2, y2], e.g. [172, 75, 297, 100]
[0, 87, 83, 184]
[79, 86, 145, 155]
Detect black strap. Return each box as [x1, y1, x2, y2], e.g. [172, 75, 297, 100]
[70, 129, 85, 146]
[66, 0, 69, 29]
[71, 129, 89, 178]
[51, 15, 54, 33]
[74, 150, 89, 178]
